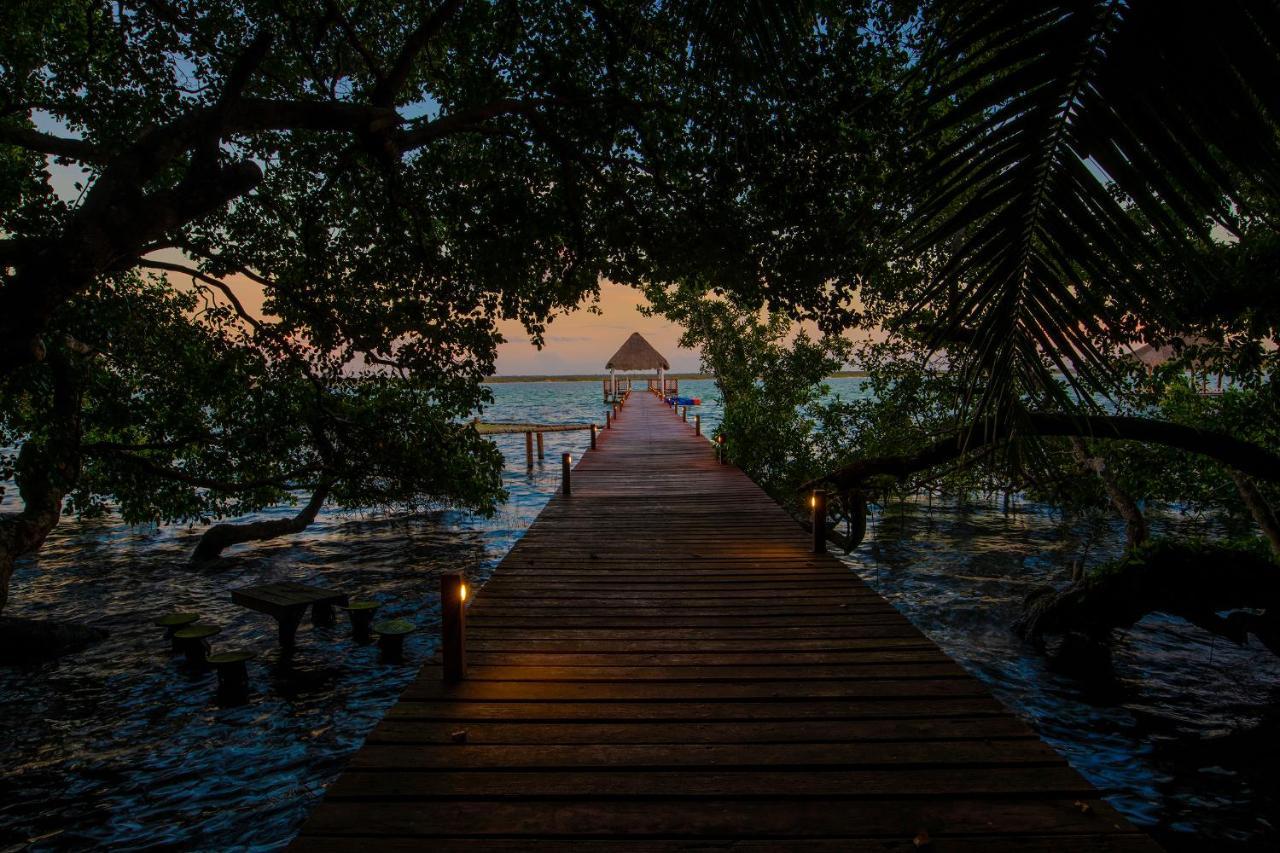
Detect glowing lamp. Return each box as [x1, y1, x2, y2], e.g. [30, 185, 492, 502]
[811, 490, 828, 554]
[440, 573, 467, 682]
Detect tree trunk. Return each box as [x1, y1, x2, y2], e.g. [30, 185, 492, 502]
[1069, 436, 1148, 550]
[190, 480, 332, 563]
[1017, 540, 1280, 657]
[1231, 470, 1280, 558]
[0, 353, 83, 613]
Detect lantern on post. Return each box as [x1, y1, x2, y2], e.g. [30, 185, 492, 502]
[811, 491, 827, 554]
[440, 573, 467, 682]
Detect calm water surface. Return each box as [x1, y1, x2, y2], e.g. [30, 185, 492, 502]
[1, 378, 1276, 850]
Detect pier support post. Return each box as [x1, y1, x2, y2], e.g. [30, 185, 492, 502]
[694, 414, 701, 436]
[562, 453, 572, 496]
[536, 431, 544, 460]
[590, 424, 598, 449]
[525, 431, 533, 468]
[682, 406, 687, 422]
[811, 491, 827, 554]
[440, 574, 467, 682]
[606, 411, 612, 429]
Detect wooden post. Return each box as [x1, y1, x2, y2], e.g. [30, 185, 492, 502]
[606, 410, 612, 429]
[525, 431, 533, 468]
[717, 434, 726, 464]
[694, 414, 701, 436]
[440, 573, 467, 682]
[562, 452, 572, 496]
[536, 431, 544, 460]
[682, 406, 687, 422]
[811, 491, 827, 554]
[590, 424, 598, 449]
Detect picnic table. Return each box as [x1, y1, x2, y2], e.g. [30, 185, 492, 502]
[230, 581, 348, 649]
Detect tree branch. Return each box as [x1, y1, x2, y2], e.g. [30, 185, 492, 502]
[326, 0, 386, 83]
[138, 258, 263, 331]
[85, 446, 315, 492]
[190, 478, 332, 562]
[804, 413, 1280, 491]
[373, 0, 464, 106]
[0, 125, 107, 163]
[394, 97, 564, 150]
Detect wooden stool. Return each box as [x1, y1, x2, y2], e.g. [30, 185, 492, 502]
[155, 612, 199, 650]
[372, 618, 416, 663]
[208, 650, 255, 704]
[173, 624, 221, 669]
[341, 600, 381, 644]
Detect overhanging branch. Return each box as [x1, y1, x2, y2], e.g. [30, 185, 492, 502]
[804, 413, 1280, 491]
[0, 126, 107, 163]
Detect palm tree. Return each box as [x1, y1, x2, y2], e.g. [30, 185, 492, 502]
[911, 0, 1280, 417]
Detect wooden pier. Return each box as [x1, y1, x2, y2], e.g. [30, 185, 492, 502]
[293, 391, 1158, 851]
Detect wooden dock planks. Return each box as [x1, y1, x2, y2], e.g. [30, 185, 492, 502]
[292, 391, 1159, 851]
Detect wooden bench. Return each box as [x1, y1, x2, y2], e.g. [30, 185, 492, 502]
[231, 581, 348, 649]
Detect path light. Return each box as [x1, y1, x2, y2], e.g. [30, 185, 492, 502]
[441, 573, 467, 682]
[562, 452, 573, 496]
[590, 424, 598, 449]
[717, 434, 726, 465]
[695, 414, 701, 436]
[811, 490, 827, 554]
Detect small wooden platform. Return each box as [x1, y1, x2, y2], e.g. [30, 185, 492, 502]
[473, 421, 593, 435]
[232, 581, 347, 648]
[292, 392, 1158, 851]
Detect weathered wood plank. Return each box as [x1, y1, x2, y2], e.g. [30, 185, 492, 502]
[365, 717, 1037, 744]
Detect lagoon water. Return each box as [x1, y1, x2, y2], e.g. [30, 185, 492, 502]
[2, 378, 1277, 851]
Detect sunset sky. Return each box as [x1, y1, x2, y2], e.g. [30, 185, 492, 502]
[494, 281, 702, 375]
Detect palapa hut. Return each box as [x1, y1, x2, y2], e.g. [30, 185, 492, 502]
[606, 332, 670, 398]
[1126, 336, 1224, 392]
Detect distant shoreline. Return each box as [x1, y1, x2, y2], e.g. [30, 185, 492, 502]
[485, 371, 869, 383]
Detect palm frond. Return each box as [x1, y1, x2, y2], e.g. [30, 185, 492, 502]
[914, 0, 1280, 421]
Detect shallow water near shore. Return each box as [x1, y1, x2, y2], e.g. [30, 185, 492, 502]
[1, 378, 1277, 850]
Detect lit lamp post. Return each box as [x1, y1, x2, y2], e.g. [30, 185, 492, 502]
[441, 573, 467, 682]
[716, 434, 726, 464]
[562, 452, 573, 495]
[811, 491, 827, 554]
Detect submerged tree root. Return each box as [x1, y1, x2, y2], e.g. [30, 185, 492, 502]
[1017, 539, 1280, 665]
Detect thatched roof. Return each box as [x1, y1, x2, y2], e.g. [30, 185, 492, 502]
[1127, 336, 1214, 368]
[606, 332, 670, 371]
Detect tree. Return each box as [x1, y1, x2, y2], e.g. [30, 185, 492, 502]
[0, 1, 921, 611]
[0, 271, 505, 607]
[645, 281, 853, 508]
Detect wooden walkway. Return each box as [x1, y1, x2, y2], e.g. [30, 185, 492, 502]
[293, 391, 1158, 851]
